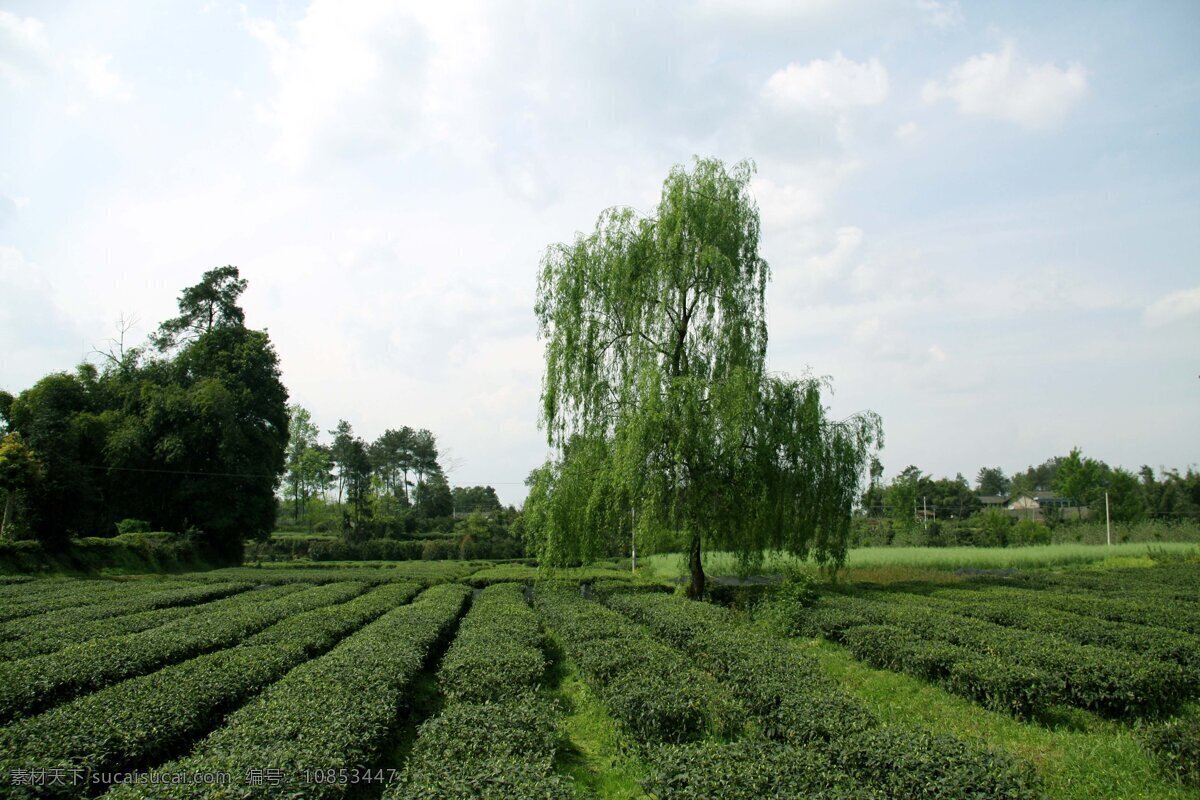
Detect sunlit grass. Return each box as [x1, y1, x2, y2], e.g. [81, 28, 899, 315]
[637, 542, 1200, 579]
[806, 638, 1200, 800]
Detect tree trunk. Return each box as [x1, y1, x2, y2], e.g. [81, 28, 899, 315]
[686, 529, 705, 599]
[1, 493, 10, 540]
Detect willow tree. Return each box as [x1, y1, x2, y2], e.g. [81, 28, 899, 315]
[535, 158, 882, 597]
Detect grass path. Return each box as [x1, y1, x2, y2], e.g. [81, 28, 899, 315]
[544, 634, 650, 799]
[805, 637, 1200, 800]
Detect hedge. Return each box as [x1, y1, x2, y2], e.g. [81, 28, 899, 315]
[0, 582, 421, 799]
[805, 593, 1191, 718]
[604, 591, 1040, 800]
[102, 583, 471, 800]
[0, 581, 252, 657]
[438, 583, 545, 703]
[0, 582, 363, 723]
[534, 585, 737, 744]
[1140, 715, 1200, 787]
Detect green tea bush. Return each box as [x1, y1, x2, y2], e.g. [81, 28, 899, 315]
[0, 582, 357, 722]
[810, 592, 1191, 718]
[0, 582, 421, 799]
[389, 695, 576, 799]
[534, 586, 735, 743]
[833, 727, 1041, 800]
[645, 739, 869, 800]
[104, 583, 471, 800]
[605, 592, 1042, 799]
[1141, 715, 1200, 787]
[0, 579, 145, 623]
[906, 590, 1200, 674]
[438, 583, 545, 703]
[0, 580, 251, 648]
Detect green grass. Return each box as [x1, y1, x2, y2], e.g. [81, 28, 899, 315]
[804, 637, 1200, 800]
[639, 542, 1200, 578]
[545, 634, 650, 799]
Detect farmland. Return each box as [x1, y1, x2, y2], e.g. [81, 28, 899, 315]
[0, 552, 1197, 798]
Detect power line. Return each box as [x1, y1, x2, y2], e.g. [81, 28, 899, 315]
[77, 464, 276, 479]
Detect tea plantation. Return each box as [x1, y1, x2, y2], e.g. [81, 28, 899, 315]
[0, 557, 1196, 798]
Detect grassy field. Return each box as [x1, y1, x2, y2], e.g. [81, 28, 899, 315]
[638, 541, 1200, 580]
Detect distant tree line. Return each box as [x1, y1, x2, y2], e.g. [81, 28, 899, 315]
[861, 448, 1200, 536]
[0, 267, 287, 563]
[277, 407, 519, 557]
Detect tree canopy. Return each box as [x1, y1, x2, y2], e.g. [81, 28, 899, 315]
[533, 157, 882, 596]
[2, 266, 288, 561]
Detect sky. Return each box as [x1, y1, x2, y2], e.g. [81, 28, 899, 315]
[1, 0, 1198, 506]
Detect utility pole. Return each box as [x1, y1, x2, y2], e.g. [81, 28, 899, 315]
[1105, 491, 1111, 546]
[922, 496, 928, 532]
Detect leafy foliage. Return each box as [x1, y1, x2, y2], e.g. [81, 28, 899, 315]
[438, 583, 546, 703]
[0, 580, 251, 659]
[800, 589, 1195, 718]
[103, 583, 470, 799]
[0, 582, 364, 722]
[534, 158, 881, 596]
[534, 585, 738, 743]
[391, 696, 577, 800]
[4, 267, 288, 559]
[393, 583, 575, 798]
[0, 584, 419, 798]
[1140, 715, 1200, 787]
[603, 591, 1040, 799]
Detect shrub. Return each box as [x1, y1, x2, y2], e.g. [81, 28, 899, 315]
[104, 583, 471, 800]
[645, 739, 864, 800]
[0, 582, 360, 722]
[1011, 520, 1051, 546]
[534, 587, 736, 743]
[390, 695, 576, 799]
[1141, 716, 1200, 787]
[0, 583, 421, 798]
[438, 583, 545, 703]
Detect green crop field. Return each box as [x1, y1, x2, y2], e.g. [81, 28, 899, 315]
[0, 557, 1197, 798]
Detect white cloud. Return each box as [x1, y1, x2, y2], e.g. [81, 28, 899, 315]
[0, 10, 50, 87]
[916, 0, 963, 30]
[762, 52, 888, 114]
[244, 1, 493, 171]
[0, 11, 131, 103]
[806, 225, 863, 282]
[894, 121, 919, 141]
[1144, 286, 1200, 327]
[72, 52, 132, 101]
[922, 40, 1087, 130]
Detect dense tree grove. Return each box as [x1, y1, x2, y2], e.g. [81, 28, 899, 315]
[0, 267, 288, 562]
[531, 158, 882, 596]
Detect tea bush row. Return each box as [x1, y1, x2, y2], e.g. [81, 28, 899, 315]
[805, 593, 1190, 718]
[438, 583, 545, 703]
[934, 585, 1200, 636]
[1140, 715, 1200, 787]
[393, 583, 574, 798]
[389, 695, 577, 800]
[605, 592, 1041, 800]
[0, 582, 357, 723]
[0, 581, 252, 656]
[895, 590, 1200, 672]
[103, 583, 471, 800]
[0, 579, 156, 623]
[534, 585, 736, 744]
[0, 582, 421, 799]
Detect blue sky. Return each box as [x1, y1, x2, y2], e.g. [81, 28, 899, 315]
[1, 0, 1197, 504]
